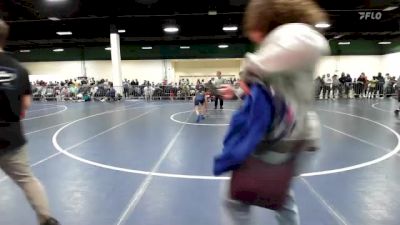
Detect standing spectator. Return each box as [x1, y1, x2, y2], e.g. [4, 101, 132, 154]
[123, 80, 129, 98]
[338, 73, 346, 98]
[323, 74, 332, 99]
[314, 76, 323, 99]
[144, 84, 154, 102]
[214, 71, 225, 109]
[332, 75, 340, 99]
[0, 20, 61, 225]
[355, 73, 366, 98]
[377, 73, 385, 98]
[344, 74, 352, 98]
[361, 73, 369, 97]
[386, 76, 396, 97]
[384, 73, 391, 97]
[369, 76, 378, 98]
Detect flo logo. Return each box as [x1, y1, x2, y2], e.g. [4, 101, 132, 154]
[359, 12, 382, 20]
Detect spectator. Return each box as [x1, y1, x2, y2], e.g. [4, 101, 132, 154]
[144, 84, 154, 102]
[355, 73, 366, 98]
[369, 76, 378, 98]
[344, 74, 352, 98]
[332, 75, 340, 99]
[386, 76, 396, 97]
[338, 73, 346, 98]
[377, 73, 385, 98]
[123, 80, 129, 98]
[384, 73, 391, 97]
[323, 74, 332, 99]
[314, 76, 323, 99]
[360, 73, 369, 97]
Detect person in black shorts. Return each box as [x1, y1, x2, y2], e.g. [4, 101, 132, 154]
[0, 20, 60, 225]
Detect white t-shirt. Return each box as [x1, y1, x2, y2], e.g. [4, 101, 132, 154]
[324, 77, 333, 85]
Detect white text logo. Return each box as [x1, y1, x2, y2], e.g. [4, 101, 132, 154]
[359, 12, 382, 20]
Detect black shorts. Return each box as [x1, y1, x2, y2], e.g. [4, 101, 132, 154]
[195, 99, 205, 106]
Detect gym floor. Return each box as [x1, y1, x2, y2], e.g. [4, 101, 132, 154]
[1, 99, 399, 225]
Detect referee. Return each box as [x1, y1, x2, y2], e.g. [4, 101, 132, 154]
[214, 71, 225, 109]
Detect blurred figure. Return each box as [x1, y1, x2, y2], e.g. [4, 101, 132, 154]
[215, 0, 329, 225]
[0, 20, 60, 225]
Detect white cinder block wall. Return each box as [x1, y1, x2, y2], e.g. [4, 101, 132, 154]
[24, 53, 400, 83]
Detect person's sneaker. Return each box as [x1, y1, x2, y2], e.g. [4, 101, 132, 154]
[196, 115, 201, 123]
[220, 106, 224, 110]
[41, 218, 60, 225]
[395, 109, 399, 117]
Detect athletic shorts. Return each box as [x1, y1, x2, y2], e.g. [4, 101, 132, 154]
[195, 99, 205, 106]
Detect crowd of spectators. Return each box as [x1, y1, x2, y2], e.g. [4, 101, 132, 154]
[315, 72, 399, 99]
[30, 76, 238, 102]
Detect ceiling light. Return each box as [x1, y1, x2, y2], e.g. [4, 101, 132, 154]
[105, 47, 112, 50]
[383, 6, 399, 11]
[53, 48, 64, 52]
[48, 17, 60, 21]
[338, 42, 351, 45]
[56, 31, 72, 36]
[378, 41, 392, 45]
[142, 47, 152, 50]
[118, 29, 126, 33]
[218, 44, 229, 49]
[19, 50, 31, 53]
[46, 0, 67, 2]
[315, 23, 331, 29]
[180, 46, 190, 49]
[208, 10, 218, 16]
[223, 26, 238, 31]
[163, 26, 179, 33]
